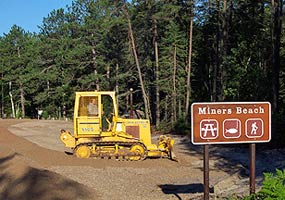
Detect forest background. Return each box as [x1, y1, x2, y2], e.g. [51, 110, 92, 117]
[0, 0, 284, 146]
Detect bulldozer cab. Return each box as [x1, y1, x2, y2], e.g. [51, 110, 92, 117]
[74, 91, 117, 137]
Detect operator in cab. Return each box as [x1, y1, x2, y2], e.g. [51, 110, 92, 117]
[88, 98, 98, 116]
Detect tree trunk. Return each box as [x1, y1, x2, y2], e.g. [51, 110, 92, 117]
[115, 63, 119, 110]
[154, 19, 160, 128]
[271, 0, 282, 114]
[20, 85, 25, 118]
[185, 7, 194, 121]
[107, 65, 110, 90]
[210, 0, 221, 102]
[17, 46, 25, 118]
[91, 33, 100, 91]
[173, 44, 177, 123]
[123, 4, 151, 121]
[219, 0, 228, 101]
[164, 95, 168, 122]
[9, 82, 15, 118]
[1, 75, 4, 118]
[178, 99, 182, 118]
[215, 0, 221, 101]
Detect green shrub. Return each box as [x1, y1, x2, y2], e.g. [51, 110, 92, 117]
[243, 168, 285, 200]
[257, 168, 285, 199]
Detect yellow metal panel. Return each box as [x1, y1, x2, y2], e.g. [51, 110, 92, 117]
[77, 118, 101, 135]
[117, 118, 152, 146]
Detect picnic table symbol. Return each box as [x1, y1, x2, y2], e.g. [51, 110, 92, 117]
[200, 119, 218, 139]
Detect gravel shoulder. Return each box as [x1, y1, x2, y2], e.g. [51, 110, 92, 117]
[1, 119, 284, 199]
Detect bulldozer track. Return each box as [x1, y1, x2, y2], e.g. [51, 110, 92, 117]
[74, 141, 148, 161]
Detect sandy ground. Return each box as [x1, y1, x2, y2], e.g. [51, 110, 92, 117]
[1, 119, 285, 200]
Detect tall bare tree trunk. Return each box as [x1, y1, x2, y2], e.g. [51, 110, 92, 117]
[209, 0, 221, 102]
[219, 0, 228, 101]
[178, 99, 182, 117]
[123, 4, 151, 120]
[17, 46, 25, 118]
[205, 1, 212, 101]
[154, 19, 160, 128]
[1, 74, 4, 118]
[91, 33, 100, 90]
[173, 44, 177, 124]
[164, 95, 169, 121]
[215, 0, 221, 101]
[20, 85, 25, 118]
[271, 0, 282, 113]
[185, 8, 194, 121]
[107, 65, 110, 90]
[9, 82, 15, 118]
[115, 63, 119, 110]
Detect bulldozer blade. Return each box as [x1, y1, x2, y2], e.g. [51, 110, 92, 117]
[170, 151, 178, 162]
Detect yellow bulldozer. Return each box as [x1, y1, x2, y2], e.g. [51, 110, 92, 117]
[60, 91, 176, 161]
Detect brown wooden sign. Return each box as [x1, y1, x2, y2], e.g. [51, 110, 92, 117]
[191, 102, 271, 145]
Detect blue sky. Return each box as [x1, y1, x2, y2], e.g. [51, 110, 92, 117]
[0, 0, 73, 36]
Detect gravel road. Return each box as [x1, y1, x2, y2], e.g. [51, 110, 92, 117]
[2, 119, 284, 199]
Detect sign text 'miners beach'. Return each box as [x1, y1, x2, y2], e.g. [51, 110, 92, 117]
[198, 106, 265, 115]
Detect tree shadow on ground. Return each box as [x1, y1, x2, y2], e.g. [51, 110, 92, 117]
[172, 134, 284, 179]
[158, 183, 214, 200]
[166, 133, 285, 199]
[0, 153, 98, 200]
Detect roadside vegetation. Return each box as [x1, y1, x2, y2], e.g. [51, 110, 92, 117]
[0, 0, 284, 145]
[227, 168, 285, 199]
